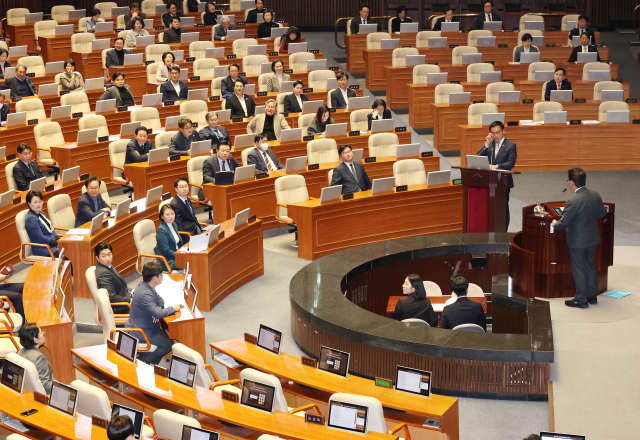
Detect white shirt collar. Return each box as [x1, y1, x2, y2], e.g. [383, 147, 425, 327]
[575, 186, 585, 193]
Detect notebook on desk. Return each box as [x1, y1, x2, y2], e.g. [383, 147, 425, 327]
[284, 156, 307, 173]
[45, 61, 64, 75]
[320, 185, 342, 204]
[181, 31, 199, 44]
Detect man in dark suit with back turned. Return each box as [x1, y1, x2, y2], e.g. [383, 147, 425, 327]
[440, 276, 487, 331]
[95, 242, 132, 314]
[330, 144, 371, 194]
[552, 168, 608, 308]
[170, 177, 202, 242]
[350, 5, 376, 34]
[199, 141, 239, 200]
[13, 143, 43, 191]
[473, 1, 501, 30]
[477, 121, 517, 230]
[544, 67, 572, 102]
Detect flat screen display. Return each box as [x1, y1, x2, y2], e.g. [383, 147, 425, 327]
[540, 433, 586, 440]
[318, 346, 350, 377]
[168, 355, 198, 388]
[240, 379, 276, 413]
[1, 359, 25, 394]
[327, 400, 368, 433]
[181, 425, 220, 440]
[49, 380, 79, 417]
[257, 324, 282, 355]
[112, 404, 144, 439]
[116, 331, 138, 363]
[395, 366, 432, 397]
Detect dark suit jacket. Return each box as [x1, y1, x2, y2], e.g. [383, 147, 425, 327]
[367, 108, 392, 130]
[155, 221, 183, 271]
[124, 11, 147, 29]
[474, 12, 501, 30]
[246, 8, 265, 24]
[390, 17, 412, 33]
[0, 76, 37, 98]
[199, 125, 230, 149]
[568, 45, 600, 62]
[98, 84, 136, 107]
[440, 297, 487, 331]
[568, 28, 595, 44]
[75, 192, 109, 228]
[330, 88, 357, 109]
[476, 138, 517, 188]
[203, 11, 222, 26]
[126, 280, 176, 331]
[213, 23, 237, 40]
[544, 79, 572, 101]
[105, 48, 131, 68]
[187, 0, 199, 12]
[552, 187, 607, 248]
[160, 80, 188, 102]
[257, 21, 278, 38]
[350, 16, 376, 34]
[25, 210, 58, 257]
[432, 17, 457, 31]
[170, 196, 201, 240]
[125, 139, 154, 165]
[225, 93, 256, 118]
[330, 162, 371, 194]
[95, 262, 131, 304]
[221, 75, 247, 97]
[13, 160, 43, 191]
[0, 102, 10, 122]
[246, 147, 283, 173]
[392, 293, 438, 326]
[163, 27, 185, 44]
[513, 45, 539, 62]
[0, 60, 11, 79]
[169, 131, 201, 156]
[162, 11, 185, 28]
[283, 93, 309, 113]
[202, 155, 240, 184]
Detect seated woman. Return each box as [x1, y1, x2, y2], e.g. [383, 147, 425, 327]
[99, 72, 137, 107]
[155, 204, 184, 272]
[59, 59, 85, 91]
[283, 80, 309, 113]
[367, 98, 392, 131]
[0, 48, 12, 79]
[257, 8, 278, 38]
[156, 51, 177, 82]
[513, 32, 539, 63]
[203, 1, 223, 26]
[18, 323, 53, 394]
[266, 59, 290, 93]
[307, 104, 334, 136]
[279, 26, 301, 54]
[124, 16, 150, 47]
[390, 5, 412, 33]
[25, 190, 59, 258]
[392, 274, 438, 326]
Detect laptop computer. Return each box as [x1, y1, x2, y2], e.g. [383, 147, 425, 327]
[287, 42, 308, 54]
[427, 170, 451, 186]
[566, 21, 577, 30]
[525, 21, 544, 31]
[380, 39, 400, 50]
[68, 9, 86, 21]
[534, 70, 554, 82]
[146, 186, 163, 205]
[190, 140, 210, 157]
[92, 38, 110, 51]
[302, 100, 323, 114]
[440, 22, 459, 32]
[324, 122, 348, 138]
[215, 109, 231, 123]
[577, 52, 597, 63]
[181, 32, 199, 44]
[550, 90, 572, 102]
[405, 55, 426, 66]
[481, 112, 505, 126]
[25, 12, 44, 23]
[244, 83, 255, 95]
[532, 35, 544, 46]
[448, 92, 471, 104]
[95, 21, 114, 33]
[261, 62, 273, 74]
[226, 30, 245, 41]
[187, 88, 208, 101]
[461, 53, 482, 64]
[427, 37, 447, 48]
[95, 98, 116, 114]
[320, 185, 342, 204]
[60, 166, 82, 186]
[233, 133, 255, 148]
[498, 91, 520, 103]
[351, 149, 363, 163]
[543, 111, 567, 124]
[466, 155, 490, 170]
[370, 119, 394, 133]
[8, 45, 27, 58]
[601, 90, 623, 102]
[214, 171, 234, 185]
[326, 77, 338, 90]
[50, 105, 72, 121]
[233, 208, 250, 231]
[0, 190, 15, 211]
[77, 128, 98, 146]
[234, 165, 256, 183]
[240, 0, 254, 8]
[181, 16, 195, 27]
[148, 148, 169, 165]
[483, 21, 502, 31]
[29, 177, 46, 193]
[111, 6, 129, 17]
[247, 44, 267, 56]
[279, 128, 302, 143]
[166, 115, 186, 130]
[588, 70, 610, 81]
[38, 83, 59, 98]
[396, 143, 420, 158]
[607, 110, 630, 123]
[480, 71, 501, 83]
[155, 4, 168, 13]
[45, 61, 64, 75]
[426, 72, 448, 85]
[476, 36, 496, 47]
[400, 22, 419, 33]
[55, 24, 74, 36]
[142, 93, 163, 107]
[135, 35, 155, 46]
[213, 65, 230, 79]
[357, 23, 377, 35]
[114, 199, 132, 221]
[306, 59, 327, 71]
[271, 27, 288, 38]
[85, 78, 105, 91]
[279, 80, 294, 93]
[571, 36, 582, 46]
[124, 53, 143, 66]
[205, 47, 225, 59]
[519, 52, 541, 63]
[371, 176, 395, 195]
[6, 112, 27, 129]
[347, 96, 370, 110]
[120, 121, 141, 137]
[284, 156, 308, 173]
[2, 67, 14, 80]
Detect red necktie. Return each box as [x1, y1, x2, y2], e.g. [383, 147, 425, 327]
[488, 14, 491, 22]
[557, 83, 560, 90]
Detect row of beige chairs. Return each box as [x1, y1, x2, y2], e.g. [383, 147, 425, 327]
[467, 101, 631, 124]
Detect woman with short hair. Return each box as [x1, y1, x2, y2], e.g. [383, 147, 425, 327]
[18, 322, 53, 394]
[59, 59, 85, 91]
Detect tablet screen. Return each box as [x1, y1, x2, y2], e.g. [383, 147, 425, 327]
[49, 381, 79, 417]
[240, 379, 276, 413]
[328, 400, 368, 433]
[1, 359, 25, 394]
[112, 404, 144, 439]
[318, 346, 350, 377]
[169, 355, 198, 388]
[116, 331, 138, 363]
[257, 324, 282, 355]
[181, 425, 220, 440]
[540, 433, 585, 440]
[395, 366, 432, 397]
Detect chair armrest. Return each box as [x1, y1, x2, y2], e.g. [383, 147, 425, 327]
[97, 303, 130, 324]
[143, 415, 157, 439]
[22, 242, 55, 262]
[388, 422, 411, 440]
[0, 310, 15, 331]
[198, 222, 208, 227]
[0, 319, 15, 336]
[110, 328, 152, 351]
[0, 295, 17, 313]
[178, 231, 191, 240]
[37, 145, 51, 152]
[275, 202, 294, 225]
[137, 254, 172, 274]
[288, 403, 322, 415]
[54, 226, 70, 232]
[205, 363, 219, 382]
[0, 333, 20, 352]
[188, 182, 209, 204]
[110, 165, 131, 185]
[209, 378, 241, 392]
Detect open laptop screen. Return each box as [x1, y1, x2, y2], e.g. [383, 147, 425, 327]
[257, 324, 282, 355]
[328, 400, 368, 433]
[112, 404, 144, 439]
[181, 426, 220, 440]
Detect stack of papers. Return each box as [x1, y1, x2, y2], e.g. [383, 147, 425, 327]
[155, 276, 185, 307]
[519, 120, 544, 126]
[582, 120, 600, 125]
[67, 228, 90, 235]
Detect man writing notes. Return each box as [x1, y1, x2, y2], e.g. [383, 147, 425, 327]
[544, 67, 572, 101]
[440, 277, 487, 331]
[330, 144, 372, 194]
[551, 168, 607, 309]
[476, 121, 517, 229]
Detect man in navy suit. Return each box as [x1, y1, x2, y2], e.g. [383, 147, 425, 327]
[125, 126, 155, 165]
[432, 8, 456, 31]
[440, 277, 486, 331]
[246, 133, 283, 173]
[13, 143, 43, 191]
[544, 68, 572, 101]
[473, 1, 501, 30]
[75, 176, 111, 228]
[198, 111, 230, 149]
[0, 93, 11, 125]
[476, 121, 517, 230]
[568, 33, 600, 62]
[330, 144, 372, 194]
[199, 141, 239, 200]
[160, 66, 188, 102]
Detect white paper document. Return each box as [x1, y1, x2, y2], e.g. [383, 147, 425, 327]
[155, 276, 185, 307]
[67, 228, 90, 235]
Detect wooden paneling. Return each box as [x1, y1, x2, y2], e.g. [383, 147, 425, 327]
[588, 0, 636, 27]
[267, 0, 387, 29]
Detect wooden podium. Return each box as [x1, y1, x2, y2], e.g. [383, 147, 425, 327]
[509, 202, 615, 298]
[455, 167, 515, 233]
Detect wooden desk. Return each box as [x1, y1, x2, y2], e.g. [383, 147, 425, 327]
[459, 123, 640, 172]
[385, 295, 487, 319]
[39, 31, 115, 63]
[432, 100, 640, 150]
[212, 338, 459, 440]
[175, 218, 264, 313]
[72, 345, 399, 440]
[5, 23, 37, 51]
[288, 182, 463, 260]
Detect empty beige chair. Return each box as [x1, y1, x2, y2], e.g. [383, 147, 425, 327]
[289, 52, 315, 72]
[232, 38, 258, 57]
[366, 32, 391, 50]
[349, 109, 371, 132]
[468, 103, 499, 125]
[81, 180, 112, 206]
[117, 30, 129, 40]
[61, 92, 92, 115]
[7, 8, 30, 25]
[519, 14, 544, 30]
[186, 156, 212, 204]
[467, 62, 494, 82]
[145, 44, 171, 64]
[154, 410, 200, 440]
[4, 162, 18, 191]
[467, 29, 492, 47]
[180, 100, 208, 125]
[368, 132, 399, 157]
[434, 83, 464, 103]
[108, 140, 132, 186]
[210, 77, 223, 96]
[34, 122, 64, 168]
[298, 113, 315, 130]
[274, 175, 309, 225]
[0, 41, 7, 51]
[47, 194, 75, 233]
[517, 29, 543, 45]
[486, 81, 515, 102]
[528, 61, 556, 81]
[146, 63, 159, 82]
[0, 301, 23, 334]
[16, 209, 56, 263]
[133, 219, 172, 273]
[307, 138, 338, 164]
[393, 158, 427, 186]
[141, 0, 164, 15]
[598, 101, 630, 122]
[5, 353, 45, 394]
[328, 393, 392, 436]
[533, 101, 563, 123]
[467, 283, 485, 297]
[18, 56, 45, 75]
[392, 47, 419, 67]
[131, 107, 161, 130]
[95, 2, 118, 18]
[15, 99, 46, 121]
[243, 54, 269, 75]
[423, 280, 442, 296]
[257, 73, 270, 92]
[34, 20, 58, 51]
[189, 40, 214, 59]
[193, 58, 220, 79]
[593, 80, 623, 101]
[561, 14, 581, 31]
[452, 46, 479, 65]
[583, 62, 610, 81]
[346, 19, 352, 35]
[116, 15, 126, 29]
[308, 70, 336, 90]
[416, 30, 441, 48]
[413, 64, 441, 84]
[71, 33, 96, 52]
[79, 114, 110, 138]
[51, 5, 74, 21]
[275, 92, 291, 113]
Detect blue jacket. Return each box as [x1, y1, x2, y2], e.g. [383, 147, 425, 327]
[75, 192, 109, 228]
[25, 210, 58, 257]
[126, 280, 176, 330]
[155, 221, 183, 271]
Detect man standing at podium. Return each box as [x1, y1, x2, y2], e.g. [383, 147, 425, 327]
[477, 121, 517, 229]
[551, 168, 608, 308]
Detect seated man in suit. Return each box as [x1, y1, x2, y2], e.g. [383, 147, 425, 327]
[170, 177, 202, 241]
[13, 143, 43, 191]
[95, 242, 132, 314]
[163, 16, 186, 44]
[568, 32, 600, 62]
[125, 261, 180, 364]
[0, 265, 25, 322]
[199, 111, 229, 149]
[246, 0, 265, 23]
[200, 141, 239, 199]
[283, 80, 309, 114]
[169, 118, 201, 156]
[568, 15, 595, 45]
[247, 133, 284, 173]
[226, 80, 256, 118]
[162, 1, 185, 27]
[105, 38, 131, 68]
[513, 33, 539, 62]
[330, 144, 372, 194]
[214, 15, 237, 41]
[220, 63, 247, 98]
[124, 2, 147, 30]
[432, 8, 456, 31]
[75, 176, 111, 228]
[440, 276, 486, 331]
[350, 5, 376, 34]
[125, 126, 154, 165]
[330, 72, 356, 109]
[0, 64, 36, 98]
[0, 92, 10, 125]
[544, 67, 572, 101]
[474, 1, 501, 30]
[246, 99, 290, 141]
[160, 66, 188, 102]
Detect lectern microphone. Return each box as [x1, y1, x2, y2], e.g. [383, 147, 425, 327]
[542, 188, 568, 212]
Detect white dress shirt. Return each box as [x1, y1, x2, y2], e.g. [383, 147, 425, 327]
[172, 80, 181, 95]
[235, 93, 247, 115]
[493, 137, 505, 159]
[168, 223, 180, 249]
[340, 87, 348, 103]
[296, 94, 303, 110]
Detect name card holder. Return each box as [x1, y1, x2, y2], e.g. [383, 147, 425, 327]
[107, 339, 117, 351]
[473, 100, 484, 104]
[154, 365, 168, 377]
[329, 108, 336, 113]
[349, 131, 360, 136]
[522, 99, 533, 104]
[169, 155, 181, 161]
[60, 91, 70, 95]
[364, 157, 376, 163]
[303, 88, 313, 93]
[190, 76, 200, 81]
[255, 172, 268, 179]
[129, 205, 138, 214]
[13, 197, 21, 205]
[34, 391, 49, 405]
[222, 390, 239, 403]
[232, 117, 243, 122]
[575, 98, 586, 103]
[72, 112, 83, 118]
[155, 26, 165, 30]
[117, 106, 128, 112]
[257, 91, 267, 96]
[80, 172, 89, 180]
[98, 135, 109, 142]
[310, 49, 319, 54]
[421, 151, 433, 157]
[210, 96, 220, 101]
[570, 120, 581, 125]
[503, 79, 514, 83]
[45, 184, 54, 192]
[186, 57, 196, 62]
[396, 185, 408, 192]
[244, 332, 257, 344]
[284, 69, 293, 74]
[507, 121, 518, 126]
[498, 43, 508, 48]
[92, 416, 108, 429]
[162, 192, 171, 200]
[395, 126, 406, 132]
[307, 163, 319, 170]
[269, 51, 278, 56]
[145, 60, 154, 66]
[329, 66, 339, 71]
[374, 377, 393, 388]
[248, 214, 257, 223]
[12, 97, 22, 102]
[28, 119, 38, 125]
[218, 230, 225, 240]
[6, 154, 16, 160]
[342, 193, 354, 200]
[306, 414, 325, 425]
[227, 54, 237, 59]
[303, 135, 314, 141]
[26, 73, 35, 77]
[301, 356, 317, 368]
[349, 85, 360, 90]
[164, 100, 174, 106]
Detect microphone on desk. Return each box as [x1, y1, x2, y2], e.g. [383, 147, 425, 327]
[542, 188, 568, 212]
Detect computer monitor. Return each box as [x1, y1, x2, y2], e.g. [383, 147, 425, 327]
[181, 426, 220, 440]
[394, 365, 432, 397]
[324, 122, 348, 138]
[185, 283, 199, 314]
[327, 400, 368, 434]
[168, 355, 198, 388]
[234, 165, 256, 183]
[371, 176, 395, 195]
[287, 42, 308, 54]
[543, 111, 567, 124]
[396, 143, 420, 159]
[427, 170, 451, 187]
[111, 404, 145, 439]
[95, 98, 116, 114]
[89, 213, 105, 235]
[0, 190, 14, 211]
[38, 83, 60, 98]
[240, 379, 276, 413]
[92, 38, 110, 51]
[123, 53, 143, 66]
[539, 432, 585, 440]
[576, 52, 597, 63]
[320, 185, 342, 204]
[498, 91, 520, 103]
[399, 22, 419, 33]
[524, 21, 544, 31]
[181, 31, 199, 44]
[440, 22, 459, 32]
[405, 54, 426, 66]
[226, 29, 245, 41]
[318, 346, 350, 377]
[302, 100, 323, 114]
[115, 331, 138, 363]
[181, 17, 196, 28]
[461, 53, 482, 64]
[77, 128, 98, 146]
[135, 35, 155, 47]
[233, 208, 250, 231]
[247, 44, 267, 56]
[61, 166, 81, 186]
[280, 128, 302, 143]
[29, 177, 46, 193]
[49, 380, 79, 417]
[148, 148, 169, 165]
[1, 359, 25, 394]
[466, 155, 491, 170]
[426, 72, 448, 85]
[448, 92, 471, 105]
[142, 93, 163, 107]
[284, 156, 308, 173]
[380, 39, 400, 50]
[550, 90, 572, 102]
[476, 36, 496, 47]
[483, 21, 502, 31]
[370, 119, 394, 133]
[357, 23, 377, 35]
[146, 186, 163, 205]
[257, 324, 282, 355]
[114, 199, 131, 221]
[94, 21, 113, 33]
[271, 27, 288, 39]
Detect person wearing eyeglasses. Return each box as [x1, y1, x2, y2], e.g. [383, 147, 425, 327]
[18, 323, 53, 393]
[329, 144, 371, 194]
[25, 190, 60, 258]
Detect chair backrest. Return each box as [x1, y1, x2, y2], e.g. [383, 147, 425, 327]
[346, 19, 352, 35]
[598, 101, 629, 122]
[308, 70, 336, 90]
[193, 58, 220, 79]
[593, 80, 623, 101]
[416, 30, 441, 48]
[413, 64, 441, 84]
[79, 114, 109, 138]
[133, 219, 158, 273]
[527, 61, 556, 81]
[366, 32, 391, 50]
[80, 18, 92, 34]
[274, 175, 309, 219]
[368, 132, 399, 157]
[189, 40, 214, 60]
[145, 44, 171, 64]
[5, 161, 17, 191]
[349, 109, 371, 132]
[533, 101, 563, 122]
[16, 210, 36, 264]
[109, 139, 129, 170]
[327, 169, 333, 186]
[81, 179, 111, 205]
[257, 73, 270, 92]
[211, 77, 223, 97]
[17, 56, 45, 75]
[85, 266, 102, 325]
[298, 113, 315, 130]
[273, 36, 282, 52]
[486, 81, 515, 102]
[34, 122, 65, 151]
[516, 29, 543, 46]
[232, 38, 258, 57]
[467, 29, 492, 47]
[101, 48, 110, 70]
[307, 138, 339, 164]
[467, 103, 499, 125]
[402, 318, 430, 326]
[186, 156, 207, 199]
[467, 62, 494, 82]
[561, 14, 581, 31]
[452, 323, 485, 332]
[95, 2, 118, 18]
[467, 283, 485, 297]
[141, 0, 164, 15]
[117, 15, 126, 29]
[434, 83, 464, 103]
[289, 52, 315, 72]
[61, 92, 91, 115]
[391, 47, 419, 67]
[172, 343, 212, 389]
[240, 368, 289, 412]
[0, 41, 7, 51]
[328, 393, 386, 433]
[241, 147, 253, 166]
[130, 107, 161, 130]
[180, 100, 208, 125]
[71, 33, 96, 52]
[71, 380, 111, 420]
[47, 194, 75, 230]
[275, 92, 291, 113]
[393, 158, 427, 186]
[452, 46, 478, 65]
[583, 62, 610, 81]
[155, 131, 178, 149]
[117, 30, 129, 40]
[95, 288, 116, 342]
[153, 409, 201, 440]
[244, 8, 253, 20]
[243, 54, 270, 76]
[5, 353, 45, 394]
[146, 63, 159, 82]
[15, 99, 46, 121]
[519, 14, 544, 30]
[423, 280, 442, 296]
[34, 20, 58, 40]
[7, 8, 30, 25]
[53, 72, 64, 92]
